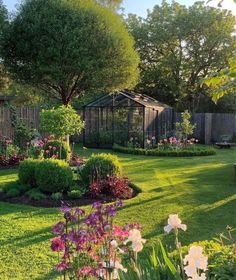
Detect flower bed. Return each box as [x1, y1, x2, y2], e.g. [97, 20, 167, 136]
[0, 154, 141, 207]
[113, 144, 216, 157]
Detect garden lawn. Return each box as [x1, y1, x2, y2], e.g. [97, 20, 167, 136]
[0, 148, 235, 279]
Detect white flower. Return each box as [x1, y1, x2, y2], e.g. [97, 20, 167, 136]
[164, 214, 187, 233]
[101, 260, 127, 279]
[110, 240, 118, 248]
[184, 246, 208, 280]
[126, 229, 146, 252]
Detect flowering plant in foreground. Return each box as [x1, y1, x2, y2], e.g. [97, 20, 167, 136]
[51, 202, 145, 279]
[164, 214, 208, 280]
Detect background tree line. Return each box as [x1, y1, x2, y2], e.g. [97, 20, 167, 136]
[0, 0, 235, 113]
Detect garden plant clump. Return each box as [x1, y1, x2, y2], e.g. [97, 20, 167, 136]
[51, 203, 235, 280]
[1, 151, 138, 206]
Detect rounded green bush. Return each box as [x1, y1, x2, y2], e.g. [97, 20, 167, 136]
[26, 188, 46, 200]
[18, 159, 40, 187]
[6, 188, 21, 198]
[43, 140, 71, 161]
[80, 153, 122, 186]
[35, 159, 73, 193]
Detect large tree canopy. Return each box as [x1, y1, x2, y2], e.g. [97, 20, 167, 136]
[127, 1, 236, 112]
[2, 0, 139, 105]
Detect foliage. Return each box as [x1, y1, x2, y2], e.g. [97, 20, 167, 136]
[204, 60, 236, 103]
[5, 144, 20, 157]
[127, 1, 236, 111]
[18, 159, 40, 187]
[2, 0, 139, 105]
[175, 111, 196, 142]
[79, 153, 122, 186]
[6, 187, 21, 198]
[96, 0, 123, 12]
[35, 159, 73, 193]
[51, 192, 63, 201]
[14, 121, 36, 149]
[26, 188, 46, 201]
[67, 189, 85, 199]
[43, 140, 71, 161]
[0, 0, 9, 92]
[90, 175, 133, 199]
[113, 144, 216, 157]
[40, 105, 84, 139]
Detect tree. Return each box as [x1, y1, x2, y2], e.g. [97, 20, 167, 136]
[127, 1, 236, 112]
[96, 0, 123, 12]
[40, 105, 84, 145]
[0, 0, 9, 92]
[2, 0, 139, 105]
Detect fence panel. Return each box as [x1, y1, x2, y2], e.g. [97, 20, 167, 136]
[0, 107, 41, 139]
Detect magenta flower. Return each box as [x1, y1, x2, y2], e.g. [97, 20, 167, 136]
[56, 261, 70, 271]
[52, 222, 65, 235]
[51, 237, 65, 252]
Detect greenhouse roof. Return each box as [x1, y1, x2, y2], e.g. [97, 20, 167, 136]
[84, 90, 172, 109]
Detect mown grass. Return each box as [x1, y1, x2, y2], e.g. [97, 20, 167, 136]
[0, 148, 235, 279]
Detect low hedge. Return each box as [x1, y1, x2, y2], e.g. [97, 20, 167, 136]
[113, 144, 216, 157]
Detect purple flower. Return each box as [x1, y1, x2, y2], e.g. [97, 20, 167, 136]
[52, 221, 65, 235]
[75, 208, 85, 216]
[92, 202, 102, 209]
[60, 206, 71, 213]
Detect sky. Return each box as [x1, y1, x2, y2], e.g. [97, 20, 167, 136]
[3, 0, 236, 17]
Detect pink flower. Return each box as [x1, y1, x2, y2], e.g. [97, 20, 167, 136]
[52, 146, 57, 151]
[56, 261, 70, 271]
[51, 237, 65, 252]
[48, 145, 52, 149]
[45, 150, 50, 154]
[80, 266, 93, 275]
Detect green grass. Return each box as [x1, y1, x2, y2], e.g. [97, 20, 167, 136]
[0, 148, 235, 279]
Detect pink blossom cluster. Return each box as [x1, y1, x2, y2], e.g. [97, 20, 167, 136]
[51, 202, 144, 279]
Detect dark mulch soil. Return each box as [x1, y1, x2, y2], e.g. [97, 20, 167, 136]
[0, 189, 139, 208]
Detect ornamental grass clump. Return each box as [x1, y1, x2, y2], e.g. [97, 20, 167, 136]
[51, 201, 145, 279]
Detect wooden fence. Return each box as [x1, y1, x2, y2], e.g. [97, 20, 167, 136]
[174, 112, 236, 144]
[0, 106, 235, 144]
[0, 107, 40, 139]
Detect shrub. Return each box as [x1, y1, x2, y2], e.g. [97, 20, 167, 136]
[67, 189, 84, 199]
[113, 144, 216, 157]
[43, 140, 71, 161]
[51, 192, 63, 201]
[26, 188, 46, 200]
[90, 176, 133, 199]
[18, 159, 40, 187]
[80, 153, 122, 186]
[35, 159, 73, 193]
[6, 188, 21, 198]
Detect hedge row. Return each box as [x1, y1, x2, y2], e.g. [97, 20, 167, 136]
[113, 144, 216, 157]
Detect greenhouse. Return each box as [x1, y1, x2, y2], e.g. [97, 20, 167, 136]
[82, 91, 173, 148]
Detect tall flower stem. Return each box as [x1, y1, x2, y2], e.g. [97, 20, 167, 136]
[174, 229, 185, 279]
